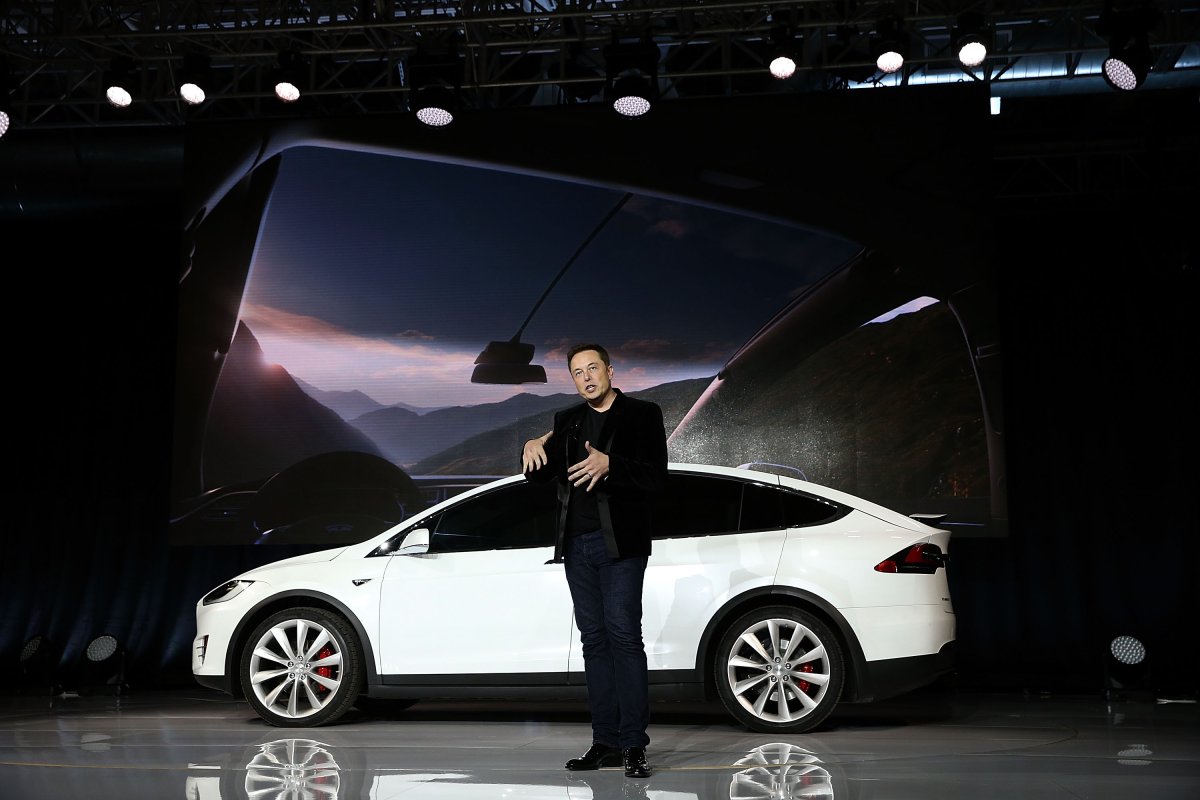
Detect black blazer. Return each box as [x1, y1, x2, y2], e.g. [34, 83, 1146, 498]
[524, 389, 668, 561]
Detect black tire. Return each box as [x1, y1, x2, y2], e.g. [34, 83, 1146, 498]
[714, 605, 844, 734]
[240, 606, 364, 727]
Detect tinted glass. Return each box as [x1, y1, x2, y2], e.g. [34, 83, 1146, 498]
[740, 482, 783, 530]
[432, 481, 558, 553]
[780, 490, 842, 527]
[652, 474, 741, 538]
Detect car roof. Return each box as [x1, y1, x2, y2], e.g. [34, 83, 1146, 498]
[351, 461, 938, 554]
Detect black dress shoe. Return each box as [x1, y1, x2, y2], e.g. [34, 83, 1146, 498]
[622, 746, 651, 778]
[566, 743, 622, 771]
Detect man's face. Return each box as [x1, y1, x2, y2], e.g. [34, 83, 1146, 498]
[569, 350, 613, 404]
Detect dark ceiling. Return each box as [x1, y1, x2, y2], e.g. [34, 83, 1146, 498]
[2, 1, 1198, 131]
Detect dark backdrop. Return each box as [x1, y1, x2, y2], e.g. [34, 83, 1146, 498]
[2, 87, 1196, 697]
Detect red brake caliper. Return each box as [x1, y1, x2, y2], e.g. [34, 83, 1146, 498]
[314, 646, 334, 692]
[796, 662, 815, 693]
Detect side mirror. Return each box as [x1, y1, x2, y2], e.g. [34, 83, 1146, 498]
[399, 528, 430, 555]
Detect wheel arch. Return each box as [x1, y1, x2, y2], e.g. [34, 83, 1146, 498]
[224, 590, 379, 700]
[694, 586, 869, 702]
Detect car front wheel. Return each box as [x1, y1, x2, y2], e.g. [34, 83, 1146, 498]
[240, 607, 363, 727]
[714, 605, 844, 733]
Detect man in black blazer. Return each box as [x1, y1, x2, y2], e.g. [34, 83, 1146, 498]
[522, 343, 667, 779]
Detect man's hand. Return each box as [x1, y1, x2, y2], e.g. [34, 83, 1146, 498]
[522, 431, 552, 473]
[568, 441, 610, 491]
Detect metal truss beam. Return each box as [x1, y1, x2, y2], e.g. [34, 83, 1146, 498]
[2, 1, 1198, 130]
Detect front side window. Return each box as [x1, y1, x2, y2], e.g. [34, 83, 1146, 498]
[431, 481, 558, 553]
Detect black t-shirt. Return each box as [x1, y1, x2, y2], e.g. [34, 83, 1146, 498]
[566, 405, 607, 535]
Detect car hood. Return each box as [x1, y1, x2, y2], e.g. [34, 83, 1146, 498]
[242, 546, 349, 577]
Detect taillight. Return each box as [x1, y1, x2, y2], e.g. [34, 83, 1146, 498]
[874, 543, 947, 574]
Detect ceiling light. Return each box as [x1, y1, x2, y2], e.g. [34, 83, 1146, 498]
[955, 12, 991, 68]
[610, 75, 652, 117]
[272, 50, 304, 103]
[604, 38, 660, 118]
[412, 84, 458, 126]
[767, 23, 799, 79]
[1103, 29, 1153, 91]
[178, 53, 211, 106]
[1098, 4, 1161, 92]
[0, 65, 13, 139]
[871, 17, 909, 75]
[407, 46, 463, 126]
[104, 57, 135, 108]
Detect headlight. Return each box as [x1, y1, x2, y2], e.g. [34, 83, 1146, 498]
[202, 579, 254, 606]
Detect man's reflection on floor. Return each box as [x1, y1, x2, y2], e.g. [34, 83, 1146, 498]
[185, 738, 834, 800]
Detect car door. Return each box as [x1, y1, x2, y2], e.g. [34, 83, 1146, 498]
[568, 471, 790, 674]
[377, 480, 576, 679]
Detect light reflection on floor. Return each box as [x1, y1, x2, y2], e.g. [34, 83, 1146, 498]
[1, 689, 1197, 800]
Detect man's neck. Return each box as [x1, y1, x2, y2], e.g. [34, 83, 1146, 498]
[587, 388, 617, 413]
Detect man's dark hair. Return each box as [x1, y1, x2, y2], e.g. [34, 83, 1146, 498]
[567, 343, 610, 367]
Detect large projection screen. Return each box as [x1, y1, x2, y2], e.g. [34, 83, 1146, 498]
[171, 88, 1005, 547]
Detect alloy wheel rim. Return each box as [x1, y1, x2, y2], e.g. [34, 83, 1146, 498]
[249, 619, 343, 719]
[725, 618, 830, 723]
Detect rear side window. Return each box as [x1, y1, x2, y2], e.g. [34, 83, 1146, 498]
[432, 481, 558, 553]
[653, 473, 845, 539]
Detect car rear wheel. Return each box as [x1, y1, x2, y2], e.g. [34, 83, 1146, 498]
[240, 607, 363, 727]
[714, 605, 844, 733]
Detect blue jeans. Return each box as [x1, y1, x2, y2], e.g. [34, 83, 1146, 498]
[564, 530, 650, 749]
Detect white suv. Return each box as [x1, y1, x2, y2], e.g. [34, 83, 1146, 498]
[193, 462, 955, 733]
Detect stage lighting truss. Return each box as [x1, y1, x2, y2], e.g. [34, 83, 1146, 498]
[1, 3, 1196, 132]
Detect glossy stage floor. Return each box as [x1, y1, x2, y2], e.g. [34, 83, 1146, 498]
[1, 686, 1197, 800]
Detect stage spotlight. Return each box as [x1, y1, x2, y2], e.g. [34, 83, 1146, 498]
[104, 57, 135, 108]
[1104, 634, 1151, 699]
[955, 12, 991, 68]
[1098, 4, 1161, 91]
[80, 634, 126, 695]
[412, 83, 458, 126]
[604, 38, 659, 117]
[18, 634, 60, 694]
[178, 53, 212, 105]
[871, 15, 909, 74]
[407, 46, 462, 126]
[1103, 28, 1152, 91]
[767, 23, 799, 79]
[609, 75, 652, 117]
[0, 66, 12, 139]
[272, 50, 304, 103]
